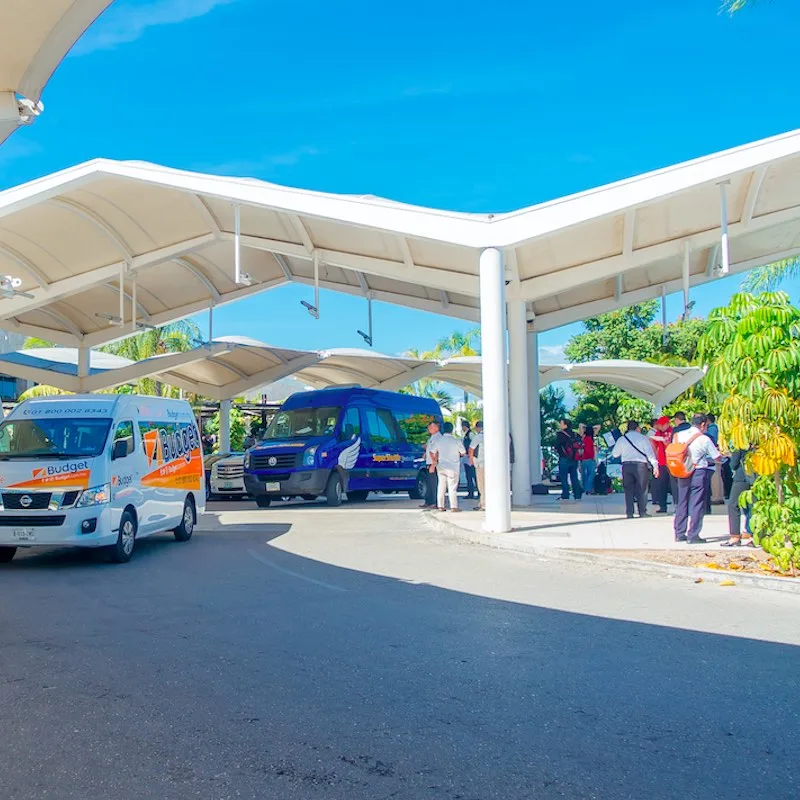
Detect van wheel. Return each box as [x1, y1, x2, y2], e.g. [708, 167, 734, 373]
[347, 490, 369, 503]
[409, 470, 427, 500]
[255, 496, 271, 508]
[0, 546, 16, 563]
[173, 497, 195, 542]
[325, 473, 343, 507]
[107, 511, 136, 564]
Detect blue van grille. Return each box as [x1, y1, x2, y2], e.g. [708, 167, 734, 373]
[251, 453, 298, 471]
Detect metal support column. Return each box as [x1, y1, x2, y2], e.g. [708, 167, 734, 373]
[219, 399, 232, 454]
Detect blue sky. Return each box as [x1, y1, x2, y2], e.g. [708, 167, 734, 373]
[1, 0, 799, 364]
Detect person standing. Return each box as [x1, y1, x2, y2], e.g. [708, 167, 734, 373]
[429, 422, 465, 512]
[722, 448, 754, 547]
[469, 420, 485, 511]
[555, 419, 582, 501]
[420, 420, 442, 510]
[611, 420, 659, 519]
[706, 413, 725, 506]
[672, 413, 722, 544]
[577, 422, 596, 496]
[669, 412, 690, 507]
[648, 416, 672, 514]
[462, 421, 477, 500]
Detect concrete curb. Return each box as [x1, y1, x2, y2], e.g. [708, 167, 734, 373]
[425, 513, 800, 596]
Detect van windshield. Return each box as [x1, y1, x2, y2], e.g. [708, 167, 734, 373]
[263, 407, 341, 440]
[0, 418, 112, 459]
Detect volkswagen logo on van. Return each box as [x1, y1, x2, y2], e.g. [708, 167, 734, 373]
[20, 495, 32, 508]
[268, 456, 277, 467]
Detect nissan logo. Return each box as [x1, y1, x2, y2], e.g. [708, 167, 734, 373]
[19, 495, 32, 508]
[268, 456, 278, 467]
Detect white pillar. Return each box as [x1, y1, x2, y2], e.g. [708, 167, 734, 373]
[479, 248, 511, 533]
[219, 399, 232, 454]
[527, 329, 542, 484]
[77, 347, 90, 385]
[508, 300, 531, 506]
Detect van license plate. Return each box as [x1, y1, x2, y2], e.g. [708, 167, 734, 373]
[12, 528, 34, 542]
[265, 482, 281, 492]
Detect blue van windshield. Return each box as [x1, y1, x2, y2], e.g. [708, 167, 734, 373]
[263, 406, 341, 440]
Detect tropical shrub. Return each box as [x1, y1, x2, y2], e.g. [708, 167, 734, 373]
[699, 291, 800, 573]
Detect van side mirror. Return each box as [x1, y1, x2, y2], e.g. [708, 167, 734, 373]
[112, 439, 129, 461]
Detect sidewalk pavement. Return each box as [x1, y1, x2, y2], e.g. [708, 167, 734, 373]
[436, 491, 730, 550]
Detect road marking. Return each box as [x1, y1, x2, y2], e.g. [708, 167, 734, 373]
[247, 548, 347, 593]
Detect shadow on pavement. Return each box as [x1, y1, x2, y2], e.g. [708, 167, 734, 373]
[0, 518, 797, 800]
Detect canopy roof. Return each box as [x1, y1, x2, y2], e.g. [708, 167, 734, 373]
[0, 1, 114, 144]
[436, 357, 705, 407]
[1, 128, 800, 343]
[0, 341, 704, 410]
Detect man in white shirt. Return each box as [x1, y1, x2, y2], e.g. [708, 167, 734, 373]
[429, 421, 466, 512]
[611, 420, 660, 519]
[673, 413, 722, 544]
[469, 420, 485, 511]
[420, 420, 442, 510]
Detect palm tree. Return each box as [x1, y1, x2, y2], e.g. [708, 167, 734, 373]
[743, 257, 800, 292]
[431, 328, 481, 359]
[100, 320, 202, 396]
[401, 346, 454, 408]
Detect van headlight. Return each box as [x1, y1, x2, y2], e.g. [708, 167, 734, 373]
[302, 446, 318, 466]
[243, 451, 251, 469]
[77, 483, 111, 507]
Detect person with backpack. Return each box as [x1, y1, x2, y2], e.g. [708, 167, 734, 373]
[611, 420, 660, 519]
[668, 413, 722, 544]
[555, 419, 582, 501]
[722, 448, 755, 547]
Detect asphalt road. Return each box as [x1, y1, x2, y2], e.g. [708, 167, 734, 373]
[1, 498, 799, 800]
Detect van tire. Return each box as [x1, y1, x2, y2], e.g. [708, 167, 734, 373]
[107, 511, 136, 564]
[409, 470, 427, 500]
[347, 490, 369, 503]
[173, 496, 195, 542]
[0, 546, 16, 563]
[325, 473, 343, 507]
[255, 496, 271, 508]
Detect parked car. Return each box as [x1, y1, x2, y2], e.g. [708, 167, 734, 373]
[209, 452, 247, 499]
[0, 394, 204, 564]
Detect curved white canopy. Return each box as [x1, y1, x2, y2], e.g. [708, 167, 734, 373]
[436, 357, 705, 407]
[0, 1, 114, 144]
[1, 128, 800, 346]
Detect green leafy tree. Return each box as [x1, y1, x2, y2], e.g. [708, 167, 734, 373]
[699, 291, 800, 574]
[743, 257, 800, 293]
[401, 346, 453, 408]
[566, 302, 710, 426]
[540, 385, 567, 447]
[206, 406, 247, 453]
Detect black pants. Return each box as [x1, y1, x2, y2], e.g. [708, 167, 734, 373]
[464, 464, 477, 498]
[622, 462, 649, 517]
[424, 468, 438, 505]
[728, 480, 751, 537]
[651, 468, 670, 511]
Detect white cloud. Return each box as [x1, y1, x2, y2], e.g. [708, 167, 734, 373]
[539, 343, 566, 364]
[74, 0, 241, 55]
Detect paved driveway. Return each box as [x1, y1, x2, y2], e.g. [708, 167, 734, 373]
[1, 499, 798, 799]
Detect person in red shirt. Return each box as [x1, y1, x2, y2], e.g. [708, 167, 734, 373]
[648, 415, 672, 513]
[577, 422, 596, 495]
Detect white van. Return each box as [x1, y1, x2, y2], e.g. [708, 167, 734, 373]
[0, 394, 205, 564]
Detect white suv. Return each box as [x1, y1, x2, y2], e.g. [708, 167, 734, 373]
[209, 453, 246, 499]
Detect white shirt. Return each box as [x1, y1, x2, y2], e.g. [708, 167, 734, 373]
[429, 433, 466, 472]
[611, 431, 658, 469]
[674, 426, 721, 469]
[469, 432, 485, 465]
[424, 431, 442, 465]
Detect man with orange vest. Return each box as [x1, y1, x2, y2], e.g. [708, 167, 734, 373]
[671, 413, 722, 544]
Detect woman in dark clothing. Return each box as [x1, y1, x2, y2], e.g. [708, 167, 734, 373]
[722, 449, 754, 547]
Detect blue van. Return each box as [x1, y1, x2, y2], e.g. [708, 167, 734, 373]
[243, 387, 442, 507]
